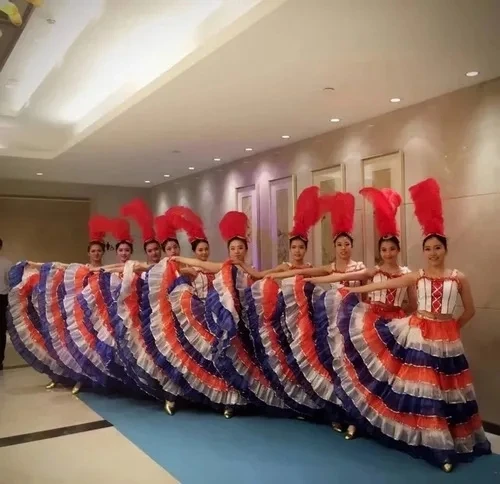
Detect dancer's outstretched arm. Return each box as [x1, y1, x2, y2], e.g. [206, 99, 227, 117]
[172, 256, 223, 273]
[346, 272, 417, 294]
[266, 265, 332, 280]
[305, 268, 374, 284]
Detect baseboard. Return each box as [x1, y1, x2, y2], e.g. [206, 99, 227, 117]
[484, 420, 500, 436]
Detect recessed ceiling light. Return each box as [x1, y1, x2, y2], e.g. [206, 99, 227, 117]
[323, 87, 335, 92]
[281, 135, 290, 139]
[36, 172, 43, 176]
[163, 174, 170, 178]
[245, 148, 253, 152]
[144, 180, 151, 184]
[46, 18, 56, 24]
[213, 157, 221, 162]
[330, 118, 341, 123]
[188, 166, 195, 170]
[171, 149, 181, 154]
[466, 71, 479, 77]
[390, 98, 401, 103]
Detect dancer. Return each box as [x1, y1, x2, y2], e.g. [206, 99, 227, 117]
[121, 198, 162, 264]
[167, 206, 215, 299]
[338, 179, 491, 471]
[63, 217, 134, 395]
[236, 187, 320, 280]
[240, 186, 324, 416]
[261, 192, 363, 430]
[305, 187, 416, 438]
[175, 211, 285, 417]
[266, 192, 365, 281]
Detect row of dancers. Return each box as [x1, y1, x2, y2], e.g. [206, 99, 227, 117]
[7, 178, 491, 472]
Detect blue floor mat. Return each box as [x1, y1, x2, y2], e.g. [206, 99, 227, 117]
[80, 393, 500, 484]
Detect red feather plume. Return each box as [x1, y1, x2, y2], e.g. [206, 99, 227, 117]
[290, 186, 321, 241]
[120, 198, 156, 243]
[320, 192, 355, 238]
[219, 211, 248, 242]
[409, 178, 445, 237]
[110, 218, 132, 243]
[165, 206, 207, 244]
[88, 214, 110, 243]
[155, 214, 177, 244]
[360, 187, 402, 238]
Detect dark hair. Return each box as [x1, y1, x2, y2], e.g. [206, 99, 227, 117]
[378, 236, 400, 252]
[227, 236, 248, 250]
[422, 234, 448, 251]
[191, 239, 209, 252]
[144, 239, 161, 253]
[161, 237, 179, 252]
[289, 236, 308, 249]
[87, 241, 105, 252]
[333, 232, 354, 246]
[115, 240, 134, 253]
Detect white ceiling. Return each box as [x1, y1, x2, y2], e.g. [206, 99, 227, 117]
[1, 0, 500, 187]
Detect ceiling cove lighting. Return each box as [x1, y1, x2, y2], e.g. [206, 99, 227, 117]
[213, 157, 221, 162]
[0, 2, 103, 117]
[281, 135, 290, 139]
[36, 172, 43, 176]
[245, 148, 253, 152]
[163, 174, 170, 178]
[466, 71, 479, 77]
[330, 118, 340, 123]
[390, 98, 401, 103]
[188, 166, 195, 170]
[144, 180, 151, 184]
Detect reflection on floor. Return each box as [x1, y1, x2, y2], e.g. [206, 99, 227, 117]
[1, 342, 499, 484]
[0, 343, 177, 484]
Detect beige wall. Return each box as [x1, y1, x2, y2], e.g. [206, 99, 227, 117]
[151, 78, 500, 424]
[0, 180, 149, 264]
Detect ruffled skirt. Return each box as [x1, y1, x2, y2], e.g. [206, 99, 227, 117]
[334, 292, 491, 466]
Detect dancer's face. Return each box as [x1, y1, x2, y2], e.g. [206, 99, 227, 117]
[290, 239, 306, 264]
[194, 241, 210, 262]
[228, 239, 247, 262]
[164, 240, 180, 257]
[145, 241, 161, 264]
[379, 240, 399, 264]
[117, 243, 132, 263]
[423, 236, 446, 267]
[334, 236, 352, 261]
[88, 243, 103, 266]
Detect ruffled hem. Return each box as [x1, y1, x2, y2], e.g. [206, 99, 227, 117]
[334, 292, 492, 466]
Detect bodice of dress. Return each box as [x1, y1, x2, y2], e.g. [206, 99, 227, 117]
[416, 269, 460, 314]
[369, 266, 411, 308]
[192, 269, 215, 300]
[330, 260, 365, 288]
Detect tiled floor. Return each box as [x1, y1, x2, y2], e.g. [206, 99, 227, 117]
[0, 344, 177, 484]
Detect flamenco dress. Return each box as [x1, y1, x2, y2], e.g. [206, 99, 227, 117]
[7, 262, 73, 386]
[242, 264, 319, 416]
[334, 268, 492, 467]
[166, 262, 246, 409]
[63, 263, 126, 390]
[116, 260, 184, 402]
[36, 262, 95, 387]
[204, 262, 285, 411]
[280, 260, 365, 422]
